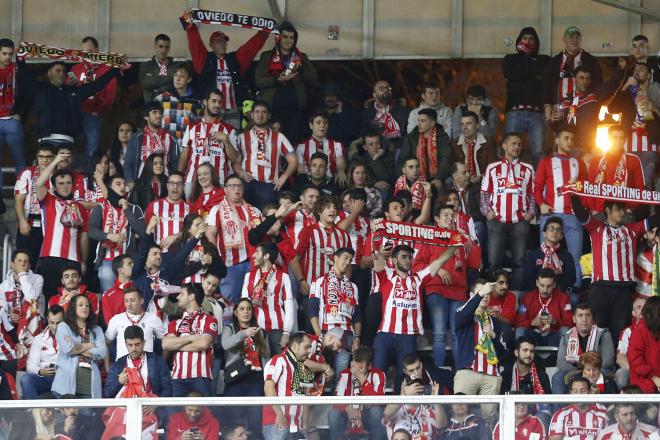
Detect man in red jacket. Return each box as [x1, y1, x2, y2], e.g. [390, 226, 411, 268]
[412, 204, 481, 369]
[515, 268, 573, 347]
[166, 391, 220, 439]
[181, 8, 269, 128]
[71, 36, 117, 158]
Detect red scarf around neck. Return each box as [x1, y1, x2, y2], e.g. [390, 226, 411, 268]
[374, 101, 401, 139]
[267, 45, 302, 78]
[417, 125, 439, 180]
[393, 175, 425, 210]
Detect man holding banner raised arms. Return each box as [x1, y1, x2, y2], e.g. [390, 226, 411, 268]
[181, 7, 270, 129]
[571, 179, 660, 348]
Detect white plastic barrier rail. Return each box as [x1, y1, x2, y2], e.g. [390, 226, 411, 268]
[5, 394, 660, 439]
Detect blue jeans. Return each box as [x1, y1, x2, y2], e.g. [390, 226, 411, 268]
[505, 110, 546, 167]
[539, 214, 582, 288]
[426, 294, 461, 368]
[221, 260, 251, 305]
[225, 376, 264, 438]
[171, 377, 213, 397]
[487, 220, 530, 290]
[20, 373, 54, 399]
[372, 332, 417, 376]
[0, 117, 25, 184]
[98, 259, 116, 294]
[81, 112, 102, 157]
[328, 406, 386, 440]
[245, 180, 279, 211]
[263, 424, 290, 440]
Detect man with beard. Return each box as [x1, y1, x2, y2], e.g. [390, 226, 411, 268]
[501, 336, 551, 394]
[89, 175, 146, 292]
[35, 150, 89, 303]
[597, 404, 657, 439]
[372, 244, 457, 375]
[178, 88, 241, 197]
[125, 101, 178, 188]
[48, 264, 99, 314]
[361, 80, 409, 150]
[237, 100, 297, 208]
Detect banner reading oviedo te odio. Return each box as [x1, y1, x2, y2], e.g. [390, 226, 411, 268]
[562, 180, 660, 204]
[189, 8, 277, 32]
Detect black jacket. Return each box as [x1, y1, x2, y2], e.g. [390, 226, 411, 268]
[500, 362, 552, 394]
[502, 27, 550, 111]
[522, 247, 576, 292]
[360, 99, 409, 148]
[544, 49, 603, 105]
[26, 67, 118, 139]
[398, 124, 453, 182]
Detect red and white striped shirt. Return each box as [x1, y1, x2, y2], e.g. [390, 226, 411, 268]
[481, 159, 535, 224]
[534, 153, 586, 214]
[309, 271, 359, 332]
[296, 224, 352, 285]
[596, 421, 657, 439]
[207, 201, 262, 267]
[262, 352, 304, 427]
[182, 120, 239, 185]
[335, 367, 385, 397]
[166, 310, 218, 380]
[471, 319, 499, 377]
[550, 404, 607, 440]
[138, 127, 175, 178]
[144, 198, 190, 251]
[283, 209, 318, 248]
[39, 193, 89, 262]
[362, 232, 416, 294]
[625, 127, 657, 153]
[99, 202, 129, 261]
[385, 405, 438, 440]
[336, 210, 370, 265]
[584, 217, 646, 283]
[557, 51, 582, 101]
[617, 320, 638, 356]
[241, 266, 293, 332]
[15, 166, 48, 225]
[240, 128, 294, 183]
[296, 137, 344, 177]
[377, 267, 430, 335]
[515, 415, 547, 440]
[215, 58, 236, 110]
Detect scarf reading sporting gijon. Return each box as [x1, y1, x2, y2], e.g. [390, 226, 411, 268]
[371, 219, 468, 247]
[17, 42, 125, 67]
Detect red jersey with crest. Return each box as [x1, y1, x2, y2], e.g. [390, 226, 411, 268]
[377, 267, 431, 335]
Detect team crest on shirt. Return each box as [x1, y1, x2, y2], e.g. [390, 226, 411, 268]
[210, 322, 218, 332]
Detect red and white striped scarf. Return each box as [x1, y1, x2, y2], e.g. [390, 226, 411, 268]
[512, 361, 545, 394]
[373, 102, 400, 138]
[101, 201, 127, 250]
[566, 325, 598, 363]
[217, 198, 258, 250]
[141, 127, 166, 162]
[540, 242, 563, 274]
[322, 269, 356, 317]
[393, 175, 425, 210]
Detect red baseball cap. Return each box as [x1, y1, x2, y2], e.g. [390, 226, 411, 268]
[209, 31, 229, 44]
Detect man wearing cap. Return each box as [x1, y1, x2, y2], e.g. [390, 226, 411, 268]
[181, 8, 269, 129]
[544, 26, 603, 123]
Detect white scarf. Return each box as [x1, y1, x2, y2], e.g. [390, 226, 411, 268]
[566, 326, 598, 363]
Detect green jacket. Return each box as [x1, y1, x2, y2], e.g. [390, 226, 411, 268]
[254, 49, 318, 108]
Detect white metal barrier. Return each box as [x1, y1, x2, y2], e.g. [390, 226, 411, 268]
[2, 233, 10, 280]
[4, 394, 660, 440]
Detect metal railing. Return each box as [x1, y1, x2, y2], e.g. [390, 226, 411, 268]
[2, 233, 10, 279]
[4, 394, 660, 440]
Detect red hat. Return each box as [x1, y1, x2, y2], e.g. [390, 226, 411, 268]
[209, 31, 229, 44]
